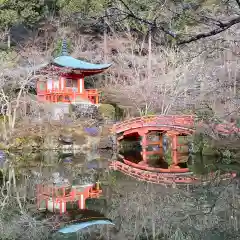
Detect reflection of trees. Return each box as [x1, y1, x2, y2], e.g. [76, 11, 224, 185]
[188, 155, 240, 176]
[107, 177, 240, 239]
[188, 155, 211, 175]
[1, 151, 240, 239]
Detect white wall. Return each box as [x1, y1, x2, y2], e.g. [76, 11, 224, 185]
[53, 79, 59, 89]
[47, 198, 66, 213]
[47, 79, 53, 91]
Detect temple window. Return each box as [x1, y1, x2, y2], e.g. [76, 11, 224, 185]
[66, 78, 78, 88]
[53, 79, 59, 89]
[38, 82, 45, 91]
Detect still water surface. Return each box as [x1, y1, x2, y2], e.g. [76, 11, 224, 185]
[1, 149, 240, 240]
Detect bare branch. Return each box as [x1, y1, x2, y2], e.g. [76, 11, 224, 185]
[178, 16, 240, 45]
[235, 0, 240, 9]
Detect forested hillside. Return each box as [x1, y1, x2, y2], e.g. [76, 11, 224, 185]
[0, 0, 240, 118]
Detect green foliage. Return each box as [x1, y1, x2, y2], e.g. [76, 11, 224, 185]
[0, 0, 228, 44]
[119, 140, 140, 151]
[0, 0, 48, 28]
[120, 0, 164, 32]
[9, 135, 42, 150]
[192, 133, 207, 153]
[195, 107, 215, 122]
[221, 150, 233, 161]
[108, 173, 117, 186]
[108, 103, 124, 120]
[98, 103, 115, 120]
[188, 156, 212, 175]
[0, 42, 9, 50]
[172, 10, 197, 31]
[236, 119, 240, 128]
[0, 50, 19, 67]
[0, 9, 19, 27]
[201, 0, 221, 11]
[57, 0, 108, 17]
[164, 149, 172, 165]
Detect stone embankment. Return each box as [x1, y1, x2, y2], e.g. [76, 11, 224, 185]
[0, 121, 117, 153]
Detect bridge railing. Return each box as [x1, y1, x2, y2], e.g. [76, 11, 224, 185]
[113, 115, 195, 133]
[109, 160, 197, 184]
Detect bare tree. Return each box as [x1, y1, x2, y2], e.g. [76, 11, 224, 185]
[101, 34, 205, 116]
[109, 0, 240, 45]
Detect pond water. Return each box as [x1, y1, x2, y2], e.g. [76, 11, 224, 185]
[0, 149, 240, 240]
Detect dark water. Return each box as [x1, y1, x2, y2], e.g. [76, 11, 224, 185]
[120, 143, 240, 175]
[1, 149, 240, 240]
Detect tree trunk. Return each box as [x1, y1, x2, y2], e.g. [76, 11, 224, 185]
[148, 26, 152, 82]
[103, 12, 108, 63]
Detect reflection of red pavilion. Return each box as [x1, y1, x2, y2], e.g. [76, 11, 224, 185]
[36, 181, 102, 214]
[37, 40, 112, 104]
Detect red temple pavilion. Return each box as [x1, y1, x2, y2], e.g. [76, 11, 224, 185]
[37, 40, 112, 104]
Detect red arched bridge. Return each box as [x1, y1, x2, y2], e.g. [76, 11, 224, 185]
[113, 115, 195, 140]
[110, 115, 239, 184]
[112, 115, 240, 164]
[112, 115, 240, 138]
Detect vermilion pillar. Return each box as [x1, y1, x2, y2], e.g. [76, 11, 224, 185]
[158, 133, 163, 156]
[78, 78, 84, 93]
[171, 135, 178, 165]
[96, 94, 99, 104]
[142, 134, 147, 162]
[59, 76, 65, 90]
[78, 194, 85, 209]
[140, 131, 148, 162]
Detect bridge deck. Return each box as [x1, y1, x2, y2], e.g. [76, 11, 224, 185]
[113, 115, 194, 134]
[112, 115, 240, 135]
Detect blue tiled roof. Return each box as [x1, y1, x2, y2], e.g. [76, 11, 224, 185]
[58, 219, 115, 233]
[53, 56, 112, 70]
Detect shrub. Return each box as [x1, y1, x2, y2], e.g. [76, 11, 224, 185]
[98, 104, 115, 120]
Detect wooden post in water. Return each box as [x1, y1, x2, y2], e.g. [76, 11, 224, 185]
[141, 132, 148, 162]
[158, 132, 163, 156]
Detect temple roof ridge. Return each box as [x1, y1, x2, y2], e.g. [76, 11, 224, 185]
[53, 55, 112, 70]
[52, 39, 112, 71]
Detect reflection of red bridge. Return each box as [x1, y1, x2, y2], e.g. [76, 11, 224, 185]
[109, 160, 236, 185]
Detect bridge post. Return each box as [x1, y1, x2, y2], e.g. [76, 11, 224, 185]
[158, 133, 163, 156]
[172, 135, 177, 151]
[141, 133, 147, 162]
[171, 135, 178, 165]
[113, 160, 117, 170]
[139, 129, 148, 163]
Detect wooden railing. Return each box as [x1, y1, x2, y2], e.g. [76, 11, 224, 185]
[122, 159, 189, 173]
[44, 88, 99, 94]
[112, 115, 240, 135]
[39, 88, 100, 104]
[85, 89, 99, 95]
[113, 115, 195, 133]
[109, 160, 236, 185]
[109, 160, 198, 184]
